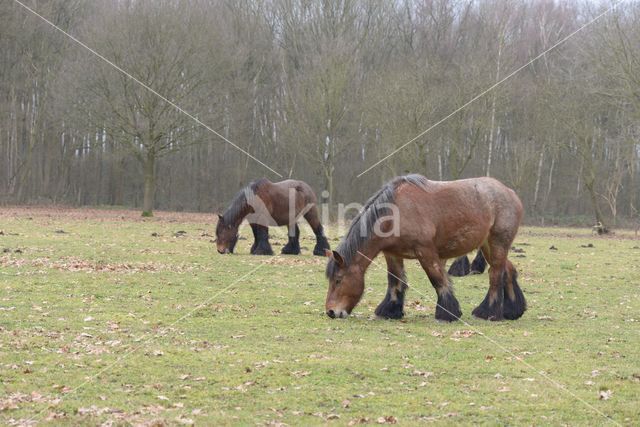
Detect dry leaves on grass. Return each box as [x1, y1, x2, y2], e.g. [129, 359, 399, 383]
[598, 390, 613, 400]
[450, 330, 477, 340]
[411, 370, 433, 378]
[0, 206, 214, 223]
[265, 257, 326, 266]
[0, 256, 201, 274]
[0, 391, 60, 411]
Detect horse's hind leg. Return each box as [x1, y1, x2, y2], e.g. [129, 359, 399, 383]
[473, 232, 526, 320]
[375, 254, 407, 319]
[503, 260, 526, 320]
[418, 254, 462, 322]
[250, 224, 274, 255]
[281, 224, 301, 255]
[472, 250, 505, 320]
[303, 206, 331, 256]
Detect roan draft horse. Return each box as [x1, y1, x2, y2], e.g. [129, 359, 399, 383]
[216, 179, 331, 256]
[325, 174, 526, 321]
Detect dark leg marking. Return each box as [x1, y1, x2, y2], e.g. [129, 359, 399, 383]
[250, 224, 274, 255]
[448, 255, 470, 277]
[281, 224, 301, 255]
[375, 272, 407, 319]
[472, 270, 505, 321]
[312, 224, 331, 256]
[503, 270, 527, 320]
[421, 258, 462, 322]
[435, 286, 462, 322]
[470, 250, 487, 274]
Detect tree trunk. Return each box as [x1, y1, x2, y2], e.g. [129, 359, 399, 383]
[533, 145, 545, 212]
[324, 163, 334, 211]
[486, 37, 502, 177]
[585, 179, 607, 230]
[142, 150, 156, 217]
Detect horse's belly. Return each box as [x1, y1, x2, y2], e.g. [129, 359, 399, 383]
[437, 225, 488, 259]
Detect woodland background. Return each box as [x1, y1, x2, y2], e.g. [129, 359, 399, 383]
[1, 0, 639, 227]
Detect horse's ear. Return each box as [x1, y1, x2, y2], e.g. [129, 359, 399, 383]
[217, 214, 223, 221]
[332, 250, 345, 267]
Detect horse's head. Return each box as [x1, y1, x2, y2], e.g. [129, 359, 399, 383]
[215, 214, 238, 254]
[324, 250, 364, 319]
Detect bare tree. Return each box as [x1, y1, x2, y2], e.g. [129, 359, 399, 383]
[58, 1, 224, 215]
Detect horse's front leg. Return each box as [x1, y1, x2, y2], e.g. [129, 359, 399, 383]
[418, 254, 462, 322]
[375, 254, 407, 319]
[281, 224, 301, 255]
[250, 224, 274, 255]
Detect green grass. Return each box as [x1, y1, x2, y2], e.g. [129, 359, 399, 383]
[1, 208, 639, 425]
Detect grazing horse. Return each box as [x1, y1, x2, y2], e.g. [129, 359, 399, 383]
[216, 178, 330, 256]
[325, 174, 526, 322]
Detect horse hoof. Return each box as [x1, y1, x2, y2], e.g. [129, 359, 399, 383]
[435, 307, 461, 322]
[313, 245, 330, 256]
[472, 307, 504, 321]
[435, 292, 462, 321]
[251, 248, 274, 256]
[374, 301, 404, 319]
[375, 310, 404, 320]
[503, 274, 527, 320]
[281, 246, 300, 255]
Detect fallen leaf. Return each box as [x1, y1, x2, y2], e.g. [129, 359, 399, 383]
[412, 370, 433, 378]
[599, 390, 612, 400]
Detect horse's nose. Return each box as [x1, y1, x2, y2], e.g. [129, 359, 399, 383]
[326, 309, 336, 319]
[218, 248, 230, 254]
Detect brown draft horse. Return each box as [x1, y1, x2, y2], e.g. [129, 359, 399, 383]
[216, 178, 330, 256]
[325, 174, 526, 321]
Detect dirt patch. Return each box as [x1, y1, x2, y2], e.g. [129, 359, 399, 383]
[264, 256, 327, 267]
[520, 227, 639, 241]
[0, 205, 214, 224]
[0, 256, 200, 274]
[0, 391, 60, 412]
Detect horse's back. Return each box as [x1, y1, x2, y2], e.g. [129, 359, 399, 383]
[393, 176, 522, 258]
[422, 176, 521, 219]
[258, 179, 319, 225]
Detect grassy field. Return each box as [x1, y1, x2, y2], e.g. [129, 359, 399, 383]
[1, 206, 639, 426]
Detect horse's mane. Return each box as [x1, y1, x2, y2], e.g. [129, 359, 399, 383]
[326, 174, 428, 278]
[222, 178, 269, 225]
